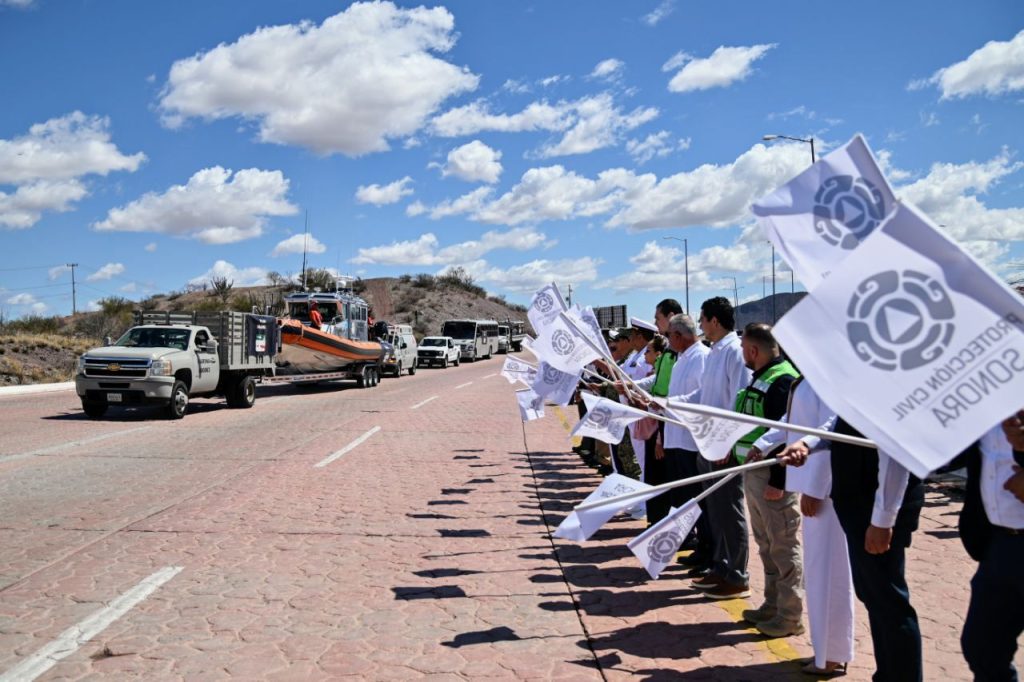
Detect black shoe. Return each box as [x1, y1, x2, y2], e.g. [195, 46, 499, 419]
[597, 464, 614, 476]
[676, 552, 709, 567]
[686, 564, 713, 577]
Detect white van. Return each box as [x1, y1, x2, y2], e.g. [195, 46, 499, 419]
[383, 324, 417, 376]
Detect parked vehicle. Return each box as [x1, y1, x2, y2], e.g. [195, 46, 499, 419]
[75, 311, 276, 419]
[440, 319, 498, 361]
[382, 324, 417, 376]
[416, 336, 461, 368]
[497, 324, 511, 353]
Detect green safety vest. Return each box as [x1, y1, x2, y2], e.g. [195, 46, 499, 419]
[650, 351, 676, 397]
[732, 359, 799, 463]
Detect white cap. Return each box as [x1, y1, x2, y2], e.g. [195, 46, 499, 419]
[630, 316, 657, 332]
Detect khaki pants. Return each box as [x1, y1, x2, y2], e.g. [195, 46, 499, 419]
[744, 466, 804, 622]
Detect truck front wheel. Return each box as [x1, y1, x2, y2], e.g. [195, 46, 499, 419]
[82, 400, 107, 419]
[167, 381, 189, 419]
[408, 360, 416, 376]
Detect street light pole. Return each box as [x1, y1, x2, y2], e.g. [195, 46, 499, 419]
[762, 133, 816, 165]
[661, 236, 689, 315]
[771, 243, 777, 324]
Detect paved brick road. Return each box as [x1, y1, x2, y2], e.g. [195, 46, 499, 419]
[0, 361, 1019, 679]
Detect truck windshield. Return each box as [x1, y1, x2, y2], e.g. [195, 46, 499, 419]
[441, 321, 476, 339]
[115, 327, 191, 351]
[420, 338, 445, 347]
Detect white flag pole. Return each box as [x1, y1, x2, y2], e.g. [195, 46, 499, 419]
[558, 312, 875, 450]
[576, 457, 781, 512]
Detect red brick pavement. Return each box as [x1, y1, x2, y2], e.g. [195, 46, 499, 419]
[0, 362, 1019, 679]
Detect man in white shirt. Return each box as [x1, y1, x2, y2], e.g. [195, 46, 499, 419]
[684, 297, 753, 600]
[957, 409, 1024, 681]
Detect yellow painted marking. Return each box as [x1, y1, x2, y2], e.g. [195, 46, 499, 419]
[551, 406, 582, 447]
[712, 597, 803, 662]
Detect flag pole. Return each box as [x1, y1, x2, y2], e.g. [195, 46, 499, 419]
[556, 312, 875, 451]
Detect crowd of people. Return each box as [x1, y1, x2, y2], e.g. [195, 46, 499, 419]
[570, 295, 1024, 681]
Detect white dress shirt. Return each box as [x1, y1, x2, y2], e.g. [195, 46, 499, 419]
[663, 342, 709, 451]
[673, 331, 751, 412]
[979, 423, 1024, 530]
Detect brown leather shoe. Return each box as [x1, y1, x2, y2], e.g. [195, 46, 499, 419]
[690, 573, 723, 591]
[705, 581, 751, 600]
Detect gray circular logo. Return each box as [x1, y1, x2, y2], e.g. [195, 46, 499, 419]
[813, 175, 887, 250]
[588, 405, 612, 429]
[647, 529, 683, 563]
[551, 329, 575, 356]
[685, 414, 714, 440]
[542, 363, 562, 384]
[535, 292, 555, 313]
[847, 269, 955, 371]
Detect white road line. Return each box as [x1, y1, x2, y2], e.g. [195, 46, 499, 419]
[0, 427, 152, 465]
[482, 373, 497, 379]
[455, 381, 474, 389]
[410, 396, 437, 410]
[0, 566, 183, 682]
[314, 426, 381, 468]
[0, 381, 75, 398]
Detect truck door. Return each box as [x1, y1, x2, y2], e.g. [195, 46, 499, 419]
[193, 330, 220, 393]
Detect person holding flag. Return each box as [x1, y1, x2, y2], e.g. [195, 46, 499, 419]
[732, 323, 803, 636]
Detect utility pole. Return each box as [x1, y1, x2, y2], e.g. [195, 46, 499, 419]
[67, 263, 78, 315]
[762, 276, 766, 299]
[771, 243, 777, 324]
[300, 210, 309, 291]
[565, 283, 573, 308]
[725, 276, 739, 308]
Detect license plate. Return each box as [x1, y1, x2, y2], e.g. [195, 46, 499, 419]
[107, 393, 122, 403]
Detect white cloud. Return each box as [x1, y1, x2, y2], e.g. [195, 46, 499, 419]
[540, 75, 568, 88]
[157, 1, 479, 156]
[351, 226, 547, 265]
[664, 43, 776, 93]
[0, 112, 144, 229]
[48, 265, 69, 280]
[272, 233, 327, 257]
[595, 240, 758, 295]
[86, 262, 125, 282]
[767, 105, 816, 121]
[119, 282, 138, 293]
[911, 29, 1024, 99]
[29, 302, 47, 314]
[626, 131, 690, 164]
[6, 293, 36, 305]
[441, 140, 503, 183]
[502, 78, 530, 94]
[896, 150, 1024, 243]
[590, 58, 624, 81]
[412, 186, 493, 219]
[188, 260, 269, 287]
[536, 93, 658, 158]
[431, 99, 573, 137]
[921, 111, 940, 127]
[355, 176, 413, 205]
[642, 0, 675, 26]
[454, 256, 601, 294]
[94, 166, 297, 244]
[1, 0, 36, 7]
[144, 242, 157, 252]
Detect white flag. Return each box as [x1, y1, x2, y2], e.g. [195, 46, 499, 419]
[663, 403, 753, 462]
[774, 201, 1024, 477]
[527, 282, 568, 335]
[753, 134, 895, 287]
[628, 500, 702, 579]
[516, 388, 545, 421]
[554, 473, 657, 542]
[573, 393, 650, 444]
[534, 307, 602, 373]
[501, 356, 538, 385]
[521, 335, 537, 358]
[578, 305, 613, 359]
[531, 361, 581, 405]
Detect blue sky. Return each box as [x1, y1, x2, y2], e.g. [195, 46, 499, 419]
[1, 0, 1022, 321]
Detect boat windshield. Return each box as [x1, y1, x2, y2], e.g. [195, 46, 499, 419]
[421, 338, 446, 347]
[441, 321, 476, 340]
[116, 327, 191, 351]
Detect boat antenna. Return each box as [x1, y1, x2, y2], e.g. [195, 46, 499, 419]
[301, 209, 309, 291]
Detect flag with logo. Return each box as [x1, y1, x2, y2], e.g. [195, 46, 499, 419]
[572, 393, 651, 444]
[628, 500, 702, 579]
[502, 356, 538, 386]
[578, 305, 613, 359]
[662, 403, 754, 462]
[554, 473, 658, 542]
[531, 361, 580, 405]
[528, 282, 568, 335]
[534, 307, 604, 374]
[516, 388, 545, 422]
[752, 134, 895, 287]
[774, 200, 1024, 477]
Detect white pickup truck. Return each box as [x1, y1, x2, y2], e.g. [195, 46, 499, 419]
[75, 311, 275, 419]
[416, 336, 461, 368]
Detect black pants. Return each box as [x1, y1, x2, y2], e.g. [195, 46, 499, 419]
[961, 530, 1024, 681]
[644, 436, 672, 524]
[834, 500, 923, 682]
